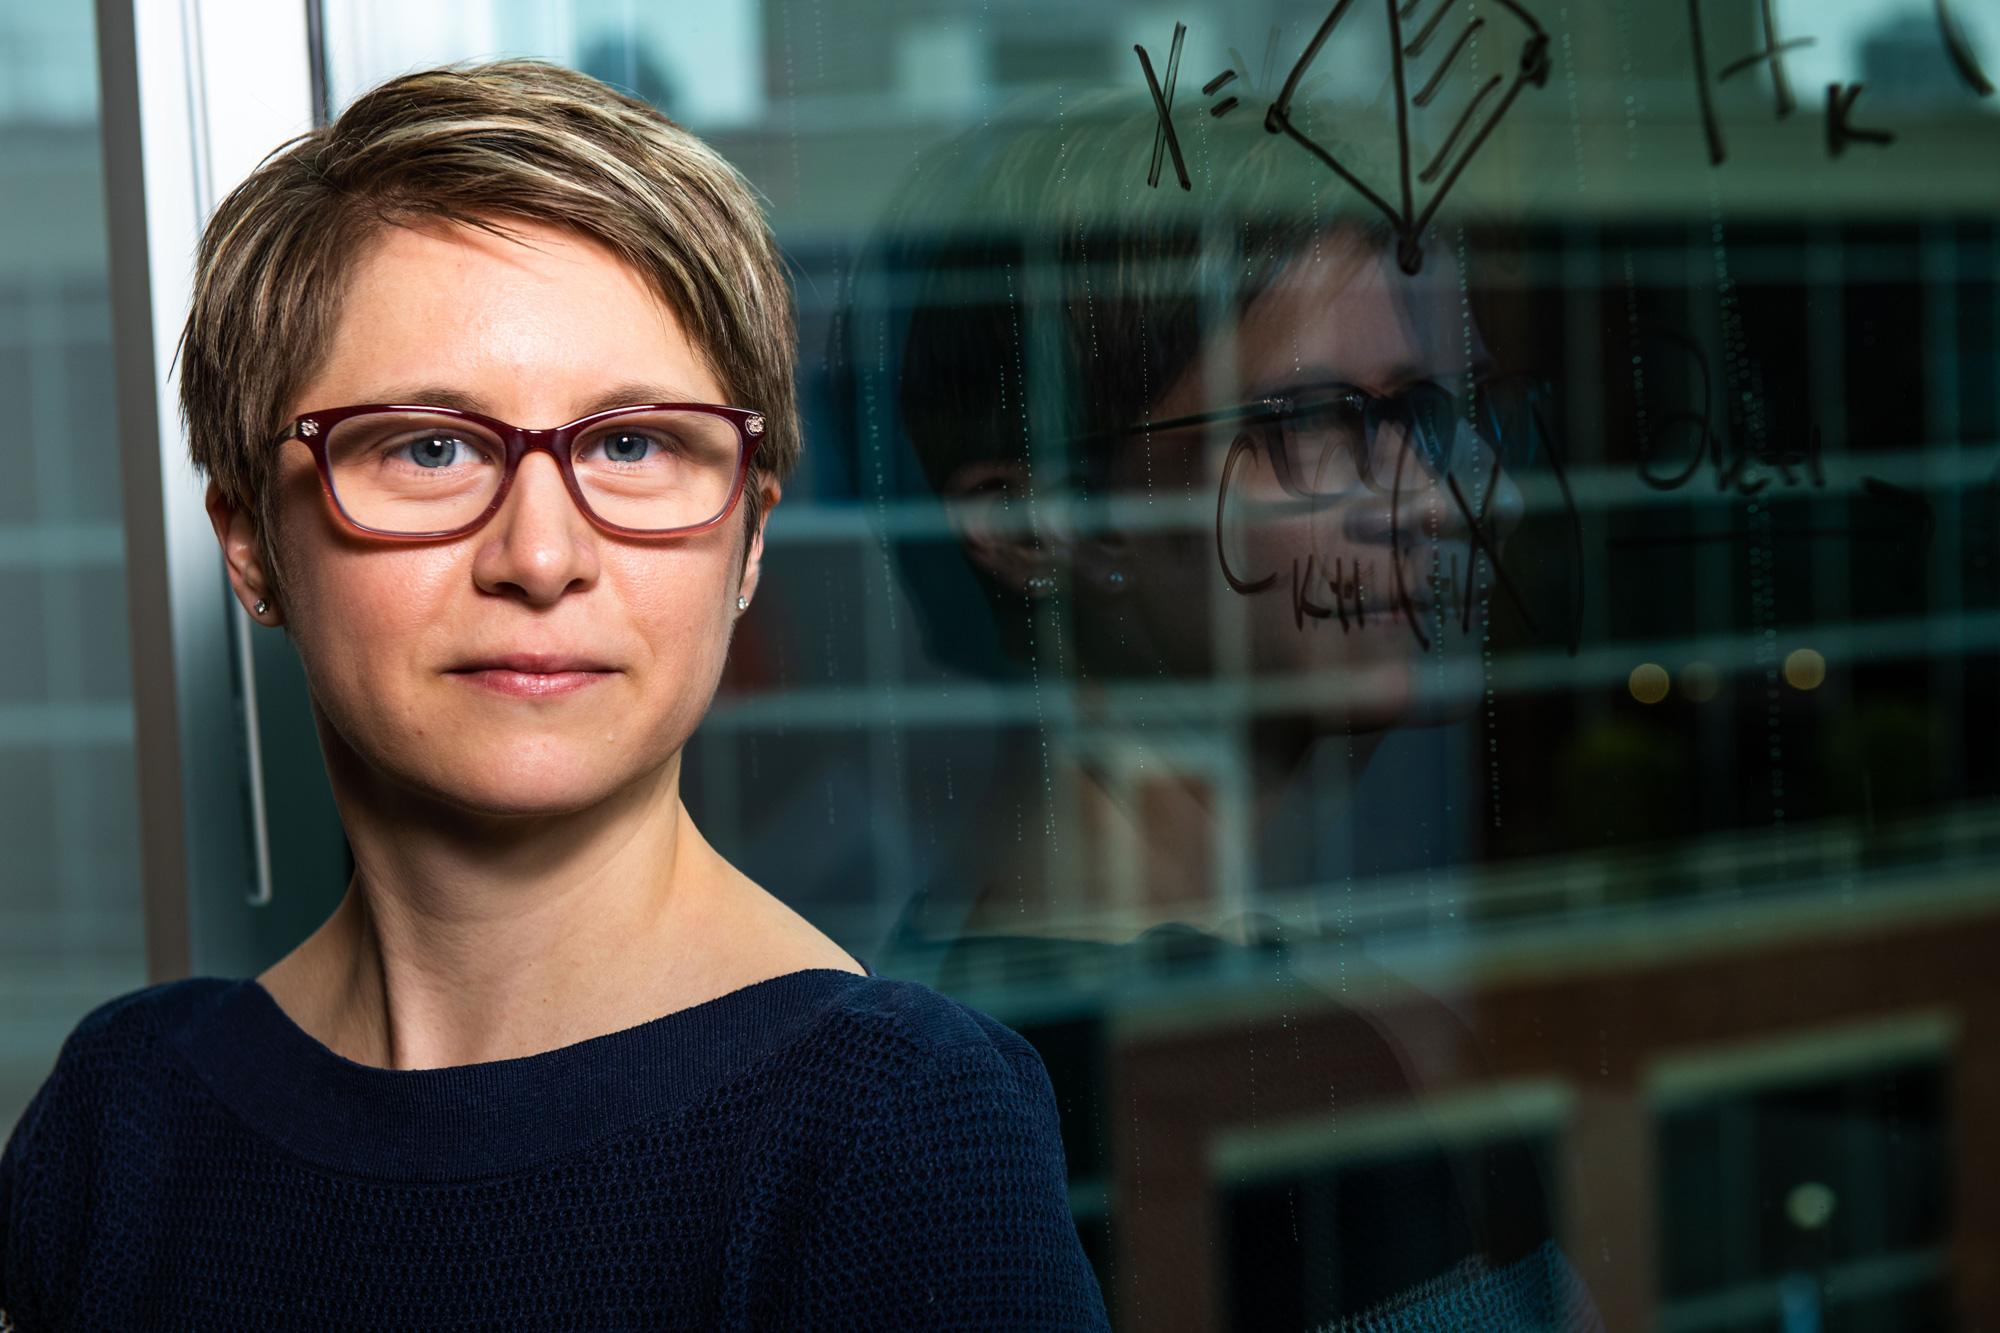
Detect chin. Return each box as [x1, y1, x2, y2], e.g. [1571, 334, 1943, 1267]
[412, 743, 665, 819]
[1310, 668, 1418, 736]
[320, 697, 680, 821]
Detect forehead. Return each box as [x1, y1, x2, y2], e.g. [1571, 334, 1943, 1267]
[340, 219, 667, 327]
[1235, 237, 1476, 390]
[306, 219, 719, 415]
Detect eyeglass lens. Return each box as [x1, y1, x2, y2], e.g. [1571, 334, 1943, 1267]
[320, 410, 743, 534]
[1267, 381, 1537, 499]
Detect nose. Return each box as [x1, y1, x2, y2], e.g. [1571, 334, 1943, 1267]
[1480, 467, 1527, 544]
[1339, 489, 1403, 548]
[1342, 452, 1519, 553]
[471, 449, 601, 605]
[1339, 475, 1473, 549]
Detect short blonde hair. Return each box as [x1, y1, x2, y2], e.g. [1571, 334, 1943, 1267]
[182, 59, 797, 545]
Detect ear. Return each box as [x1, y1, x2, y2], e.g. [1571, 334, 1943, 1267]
[205, 481, 282, 626]
[943, 459, 1063, 596]
[735, 474, 782, 610]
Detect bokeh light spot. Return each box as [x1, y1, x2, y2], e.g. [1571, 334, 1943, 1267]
[1629, 663, 1670, 704]
[1784, 648, 1827, 690]
[1786, 1181, 1837, 1230]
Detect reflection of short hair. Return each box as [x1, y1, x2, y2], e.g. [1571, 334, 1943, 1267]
[878, 107, 1390, 495]
[832, 106, 1399, 672]
[183, 60, 796, 553]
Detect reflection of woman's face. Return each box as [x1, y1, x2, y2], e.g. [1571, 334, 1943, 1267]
[1099, 235, 1519, 732]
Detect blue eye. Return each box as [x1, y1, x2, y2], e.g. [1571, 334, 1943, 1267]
[598, 432, 657, 464]
[404, 435, 472, 469]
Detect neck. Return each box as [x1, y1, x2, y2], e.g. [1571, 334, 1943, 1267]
[261, 739, 858, 1069]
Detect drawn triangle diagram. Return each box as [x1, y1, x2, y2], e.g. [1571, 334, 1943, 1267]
[1265, 0, 1550, 274]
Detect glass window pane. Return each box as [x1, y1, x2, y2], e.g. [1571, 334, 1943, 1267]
[310, 1, 2000, 1326]
[0, 0, 145, 1132]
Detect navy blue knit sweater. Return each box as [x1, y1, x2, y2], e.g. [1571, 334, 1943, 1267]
[0, 970, 1109, 1331]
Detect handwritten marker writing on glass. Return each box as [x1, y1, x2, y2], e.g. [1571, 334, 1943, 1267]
[1826, 83, 1894, 158]
[1713, 0, 1814, 120]
[1938, 0, 1994, 96]
[1204, 68, 1240, 117]
[1134, 24, 1192, 191]
[1263, 0, 1550, 275]
[1688, 0, 1930, 166]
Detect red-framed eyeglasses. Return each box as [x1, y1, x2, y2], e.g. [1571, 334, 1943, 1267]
[275, 402, 765, 540]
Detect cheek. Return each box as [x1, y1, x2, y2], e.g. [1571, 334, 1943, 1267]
[284, 544, 468, 707]
[1127, 532, 1210, 598]
[268, 463, 456, 642]
[599, 545, 737, 675]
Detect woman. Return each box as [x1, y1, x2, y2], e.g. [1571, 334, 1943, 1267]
[0, 62, 1107, 1331]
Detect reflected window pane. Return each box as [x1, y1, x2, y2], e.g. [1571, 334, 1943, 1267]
[302, 1, 2000, 1327]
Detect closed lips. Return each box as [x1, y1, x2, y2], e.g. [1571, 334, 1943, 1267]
[448, 655, 617, 698]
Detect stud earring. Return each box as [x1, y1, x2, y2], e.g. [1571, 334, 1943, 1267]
[254, 600, 268, 615]
[737, 596, 749, 610]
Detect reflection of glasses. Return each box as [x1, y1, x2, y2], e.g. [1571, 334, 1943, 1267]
[276, 403, 764, 539]
[1126, 376, 1547, 499]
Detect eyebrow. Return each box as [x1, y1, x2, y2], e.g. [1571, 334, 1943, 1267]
[360, 383, 713, 421]
[1244, 361, 1496, 400]
[1245, 364, 1430, 398]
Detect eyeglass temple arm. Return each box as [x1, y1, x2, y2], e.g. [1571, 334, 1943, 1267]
[1069, 401, 1294, 451]
[1115, 383, 1380, 441]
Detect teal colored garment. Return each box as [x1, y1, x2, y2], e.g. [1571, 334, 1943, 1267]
[0, 971, 1108, 1331]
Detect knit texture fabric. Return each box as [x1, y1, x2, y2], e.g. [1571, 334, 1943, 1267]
[0, 970, 1109, 1331]
[1314, 1242, 1603, 1333]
